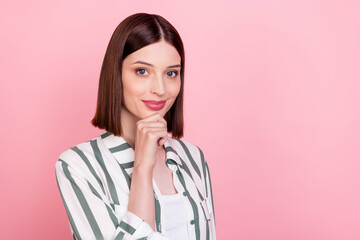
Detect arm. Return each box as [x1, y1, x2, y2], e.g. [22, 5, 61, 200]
[126, 112, 169, 232]
[55, 158, 168, 240]
[127, 166, 155, 231]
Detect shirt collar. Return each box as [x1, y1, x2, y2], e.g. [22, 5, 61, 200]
[99, 130, 182, 176]
[163, 138, 182, 166]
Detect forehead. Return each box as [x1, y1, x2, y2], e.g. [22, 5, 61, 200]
[124, 40, 181, 65]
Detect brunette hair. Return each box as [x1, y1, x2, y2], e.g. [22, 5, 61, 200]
[91, 13, 185, 138]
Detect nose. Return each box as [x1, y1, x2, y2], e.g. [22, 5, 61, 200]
[150, 74, 165, 96]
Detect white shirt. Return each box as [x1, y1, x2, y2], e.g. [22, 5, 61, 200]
[55, 130, 216, 240]
[153, 180, 190, 239]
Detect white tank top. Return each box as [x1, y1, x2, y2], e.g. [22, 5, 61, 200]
[161, 192, 189, 240]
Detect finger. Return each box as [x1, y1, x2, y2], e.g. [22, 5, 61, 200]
[140, 127, 167, 137]
[157, 136, 168, 147]
[136, 121, 166, 131]
[140, 127, 168, 139]
[158, 138, 167, 146]
[138, 112, 166, 125]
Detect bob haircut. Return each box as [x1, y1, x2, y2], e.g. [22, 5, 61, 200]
[91, 13, 185, 139]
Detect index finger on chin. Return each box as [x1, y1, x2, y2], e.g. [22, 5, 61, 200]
[140, 112, 167, 124]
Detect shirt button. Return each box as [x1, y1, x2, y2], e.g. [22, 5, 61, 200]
[190, 220, 195, 225]
[183, 192, 187, 196]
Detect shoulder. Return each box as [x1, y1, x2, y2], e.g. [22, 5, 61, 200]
[55, 135, 101, 171]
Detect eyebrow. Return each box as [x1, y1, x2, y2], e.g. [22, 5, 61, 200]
[132, 60, 181, 69]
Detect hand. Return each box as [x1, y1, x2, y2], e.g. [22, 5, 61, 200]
[133, 112, 168, 171]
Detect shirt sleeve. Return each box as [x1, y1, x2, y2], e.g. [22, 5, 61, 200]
[199, 147, 217, 239]
[55, 157, 169, 240]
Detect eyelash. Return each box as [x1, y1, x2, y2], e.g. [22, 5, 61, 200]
[135, 68, 178, 77]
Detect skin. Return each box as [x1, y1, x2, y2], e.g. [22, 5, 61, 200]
[120, 40, 182, 231]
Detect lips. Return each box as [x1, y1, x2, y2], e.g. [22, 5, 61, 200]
[142, 100, 166, 110]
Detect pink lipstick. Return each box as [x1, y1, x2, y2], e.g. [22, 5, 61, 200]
[142, 100, 166, 110]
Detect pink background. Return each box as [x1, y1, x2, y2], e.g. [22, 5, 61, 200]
[1, 0, 359, 239]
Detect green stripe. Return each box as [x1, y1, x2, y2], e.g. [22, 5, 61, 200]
[61, 160, 104, 240]
[178, 155, 204, 201]
[114, 231, 124, 240]
[88, 181, 118, 228]
[177, 150, 212, 237]
[206, 216, 209, 240]
[86, 182, 101, 199]
[165, 146, 176, 153]
[165, 146, 182, 165]
[198, 147, 208, 196]
[109, 143, 131, 153]
[136, 238, 147, 240]
[56, 162, 82, 240]
[120, 161, 134, 169]
[166, 159, 177, 165]
[104, 204, 118, 227]
[179, 159, 210, 236]
[116, 162, 132, 189]
[71, 146, 106, 195]
[177, 140, 202, 178]
[110, 202, 115, 211]
[205, 162, 216, 226]
[174, 146, 210, 231]
[154, 192, 161, 232]
[119, 221, 136, 235]
[199, 201, 210, 240]
[101, 132, 111, 138]
[90, 139, 120, 205]
[178, 157, 193, 179]
[176, 169, 200, 240]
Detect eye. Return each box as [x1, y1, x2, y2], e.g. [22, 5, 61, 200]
[166, 71, 178, 77]
[136, 68, 148, 76]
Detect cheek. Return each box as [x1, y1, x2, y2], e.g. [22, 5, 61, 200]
[122, 79, 146, 100]
[122, 83, 144, 111]
[168, 80, 181, 97]
[123, 85, 141, 98]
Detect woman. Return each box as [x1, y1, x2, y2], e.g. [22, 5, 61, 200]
[55, 12, 216, 240]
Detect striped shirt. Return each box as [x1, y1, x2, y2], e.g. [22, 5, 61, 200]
[55, 130, 216, 240]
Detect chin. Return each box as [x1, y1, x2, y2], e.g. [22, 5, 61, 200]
[135, 102, 172, 119]
[148, 109, 167, 118]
